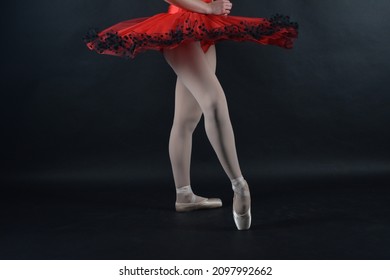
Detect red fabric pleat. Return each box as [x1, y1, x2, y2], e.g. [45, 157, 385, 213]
[84, 1, 299, 59]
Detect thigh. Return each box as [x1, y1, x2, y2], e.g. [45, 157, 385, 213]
[204, 44, 217, 73]
[173, 76, 203, 126]
[164, 42, 225, 113]
[172, 44, 217, 124]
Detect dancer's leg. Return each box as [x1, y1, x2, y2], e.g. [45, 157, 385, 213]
[164, 42, 242, 180]
[170, 45, 217, 203]
[163, 42, 249, 214]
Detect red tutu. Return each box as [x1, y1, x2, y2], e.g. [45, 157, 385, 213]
[83, 0, 299, 59]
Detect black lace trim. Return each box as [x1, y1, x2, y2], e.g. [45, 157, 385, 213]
[83, 13, 298, 59]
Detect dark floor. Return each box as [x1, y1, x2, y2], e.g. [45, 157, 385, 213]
[1, 175, 390, 260]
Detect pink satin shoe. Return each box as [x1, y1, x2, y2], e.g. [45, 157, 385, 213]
[232, 180, 251, 230]
[175, 185, 222, 212]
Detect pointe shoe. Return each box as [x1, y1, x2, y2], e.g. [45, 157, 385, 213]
[232, 180, 251, 230]
[175, 198, 223, 212]
[175, 185, 222, 212]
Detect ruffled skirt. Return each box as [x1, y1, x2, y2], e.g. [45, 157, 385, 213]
[83, 3, 299, 59]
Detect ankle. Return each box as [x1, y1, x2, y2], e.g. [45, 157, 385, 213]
[231, 176, 250, 195]
[231, 175, 245, 186]
[176, 185, 196, 203]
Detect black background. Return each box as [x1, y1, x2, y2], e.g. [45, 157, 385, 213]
[1, 0, 390, 260]
[2, 0, 390, 184]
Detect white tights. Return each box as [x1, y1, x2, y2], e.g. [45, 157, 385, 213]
[163, 42, 247, 207]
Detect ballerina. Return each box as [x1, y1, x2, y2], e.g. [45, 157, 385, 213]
[83, 0, 299, 230]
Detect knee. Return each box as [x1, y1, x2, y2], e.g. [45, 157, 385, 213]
[202, 96, 227, 119]
[172, 116, 202, 133]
